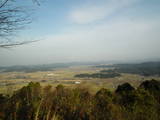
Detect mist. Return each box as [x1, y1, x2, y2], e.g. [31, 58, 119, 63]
[0, 0, 160, 66]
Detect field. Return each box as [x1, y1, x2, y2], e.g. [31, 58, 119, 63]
[1, 65, 160, 94]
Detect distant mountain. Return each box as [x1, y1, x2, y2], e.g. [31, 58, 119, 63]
[0, 61, 111, 73]
[1, 61, 160, 75]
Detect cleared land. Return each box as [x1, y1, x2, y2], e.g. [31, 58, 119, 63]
[0, 65, 160, 94]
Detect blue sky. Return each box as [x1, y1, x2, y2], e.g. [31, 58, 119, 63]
[30, 0, 159, 32]
[0, 0, 160, 66]
[21, 0, 160, 36]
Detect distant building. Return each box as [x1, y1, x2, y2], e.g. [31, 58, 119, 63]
[47, 73, 54, 76]
[75, 81, 81, 84]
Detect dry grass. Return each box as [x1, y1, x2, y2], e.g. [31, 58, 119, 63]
[0, 66, 160, 94]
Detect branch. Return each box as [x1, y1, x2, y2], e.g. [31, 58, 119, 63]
[0, 0, 9, 8]
[0, 0, 41, 48]
[0, 40, 40, 48]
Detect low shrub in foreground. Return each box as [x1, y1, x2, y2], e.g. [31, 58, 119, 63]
[0, 80, 160, 120]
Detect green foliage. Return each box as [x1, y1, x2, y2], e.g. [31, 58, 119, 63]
[0, 94, 8, 119]
[75, 72, 121, 79]
[139, 79, 160, 103]
[4, 82, 42, 120]
[92, 88, 113, 120]
[0, 80, 160, 120]
[115, 83, 135, 93]
[115, 84, 160, 120]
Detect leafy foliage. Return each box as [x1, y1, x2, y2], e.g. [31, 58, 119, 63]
[0, 80, 160, 120]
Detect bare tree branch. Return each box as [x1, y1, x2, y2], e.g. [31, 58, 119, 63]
[0, 39, 40, 48]
[0, 0, 9, 8]
[0, 0, 41, 48]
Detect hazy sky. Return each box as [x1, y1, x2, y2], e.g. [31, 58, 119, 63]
[0, 0, 160, 66]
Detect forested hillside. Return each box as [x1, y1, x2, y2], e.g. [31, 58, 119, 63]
[0, 79, 160, 120]
[96, 62, 160, 76]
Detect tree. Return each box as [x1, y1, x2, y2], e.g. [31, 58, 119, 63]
[139, 79, 160, 103]
[0, 0, 40, 48]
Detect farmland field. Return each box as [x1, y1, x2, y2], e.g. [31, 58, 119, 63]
[1, 65, 160, 94]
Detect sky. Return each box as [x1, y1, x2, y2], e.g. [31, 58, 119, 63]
[0, 0, 160, 66]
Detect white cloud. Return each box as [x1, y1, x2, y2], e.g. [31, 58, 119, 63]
[69, 6, 107, 24]
[1, 0, 160, 66]
[69, 0, 139, 24]
[1, 17, 160, 65]
[36, 18, 160, 62]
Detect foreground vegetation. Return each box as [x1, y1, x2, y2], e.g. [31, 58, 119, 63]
[0, 79, 160, 120]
